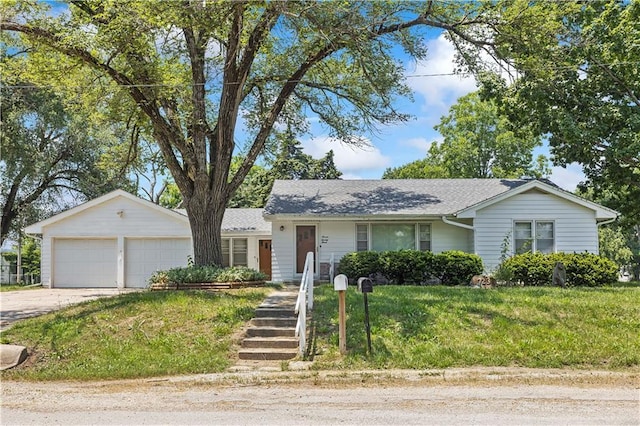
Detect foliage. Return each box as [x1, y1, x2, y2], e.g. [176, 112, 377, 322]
[436, 250, 484, 285]
[0, 289, 270, 380]
[480, 0, 640, 225]
[598, 227, 634, 269]
[148, 265, 266, 285]
[501, 252, 618, 287]
[378, 250, 436, 285]
[384, 92, 549, 179]
[337, 251, 382, 281]
[230, 133, 342, 208]
[338, 250, 482, 286]
[310, 285, 640, 369]
[215, 266, 268, 283]
[0, 82, 130, 244]
[1, 237, 40, 275]
[1, 0, 503, 265]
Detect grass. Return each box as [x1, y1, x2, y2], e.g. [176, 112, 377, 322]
[309, 285, 640, 371]
[0, 288, 270, 381]
[2, 284, 638, 381]
[0, 284, 41, 292]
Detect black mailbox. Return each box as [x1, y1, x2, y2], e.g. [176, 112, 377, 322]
[357, 277, 374, 293]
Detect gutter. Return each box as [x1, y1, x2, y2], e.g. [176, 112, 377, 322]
[441, 216, 474, 231]
[596, 217, 617, 227]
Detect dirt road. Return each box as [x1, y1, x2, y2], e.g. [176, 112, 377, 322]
[2, 368, 638, 425]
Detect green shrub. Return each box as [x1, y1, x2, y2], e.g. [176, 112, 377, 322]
[501, 252, 618, 287]
[148, 265, 266, 285]
[378, 250, 437, 285]
[215, 266, 267, 282]
[436, 250, 483, 285]
[338, 250, 481, 286]
[337, 251, 381, 282]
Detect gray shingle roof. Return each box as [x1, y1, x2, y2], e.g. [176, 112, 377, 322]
[263, 179, 534, 217]
[175, 208, 270, 233]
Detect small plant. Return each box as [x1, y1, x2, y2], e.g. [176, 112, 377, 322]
[148, 265, 266, 285]
[215, 266, 267, 283]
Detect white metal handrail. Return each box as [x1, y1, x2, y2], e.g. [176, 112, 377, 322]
[295, 251, 314, 355]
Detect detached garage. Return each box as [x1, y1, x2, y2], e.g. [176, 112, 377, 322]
[24, 190, 273, 289]
[24, 190, 193, 289]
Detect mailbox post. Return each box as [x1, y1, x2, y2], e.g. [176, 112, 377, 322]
[333, 274, 348, 355]
[357, 277, 374, 355]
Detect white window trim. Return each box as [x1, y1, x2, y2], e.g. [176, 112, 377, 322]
[513, 220, 555, 255]
[222, 237, 248, 267]
[355, 222, 432, 252]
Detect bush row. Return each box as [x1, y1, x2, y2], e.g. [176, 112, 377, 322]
[149, 265, 267, 286]
[499, 252, 618, 287]
[338, 250, 483, 285]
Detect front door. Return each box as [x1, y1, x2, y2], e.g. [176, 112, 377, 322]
[258, 239, 272, 280]
[296, 225, 316, 273]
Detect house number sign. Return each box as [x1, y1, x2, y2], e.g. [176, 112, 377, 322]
[321, 236, 329, 244]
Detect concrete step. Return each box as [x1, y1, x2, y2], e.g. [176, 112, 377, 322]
[238, 348, 298, 361]
[254, 307, 296, 318]
[251, 317, 297, 327]
[245, 326, 296, 338]
[242, 336, 299, 349]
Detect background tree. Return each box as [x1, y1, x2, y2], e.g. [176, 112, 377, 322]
[1, 1, 502, 266]
[384, 91, 549, 179]
[229, 131, 342, 208]
[0, 82, 130, 245]
[478, 0, 639, 224]
[1, 237, 41, 278]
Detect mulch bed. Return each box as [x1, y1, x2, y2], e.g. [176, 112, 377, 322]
[150, 281, 266, 291]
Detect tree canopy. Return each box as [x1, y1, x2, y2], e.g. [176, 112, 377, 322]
[384, 91, 548, 179]
[1, 0, 503, 265]
[479, 0, 640, 222]
[0, 81, 129, 245]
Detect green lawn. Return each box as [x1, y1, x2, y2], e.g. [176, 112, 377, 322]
[309, 285, 640, 371]
[0, 288, 271, 381]
[2, 284, 638, 381]
[0, 284, 40, 292]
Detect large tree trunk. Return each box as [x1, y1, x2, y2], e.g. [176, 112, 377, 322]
[184, 185, 227, 266]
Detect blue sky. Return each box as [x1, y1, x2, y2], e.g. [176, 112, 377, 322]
[299, 33, 586, 192]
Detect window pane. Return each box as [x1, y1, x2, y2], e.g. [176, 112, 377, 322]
[537, 239, 554, 253]
[222, 239, 230, 267]
[233, 239, 248, 266]
[515, 222, 532, 239]
[371, 224, 415, 251]
[536, 222, 554, 239]
[419, 224, 431, 252]
[514, 222, 532, 254]
[356, 225, 368, 252]
[536, 222, 554, 253]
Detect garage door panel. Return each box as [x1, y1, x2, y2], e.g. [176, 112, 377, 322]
[54, 239, 117, 288]
[125, 238, 191, 288]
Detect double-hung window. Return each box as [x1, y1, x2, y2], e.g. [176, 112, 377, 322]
[356, 223, 431, 252]
[221, 238, 248, 267]
[514, 221, 554, 254]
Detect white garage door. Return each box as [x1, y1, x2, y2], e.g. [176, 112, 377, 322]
[125, 238, 191, 288]
[53, 239, 117, 288]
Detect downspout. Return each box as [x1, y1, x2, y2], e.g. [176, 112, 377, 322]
[596, 218, 616, 227]
[441, 216, 474, 230]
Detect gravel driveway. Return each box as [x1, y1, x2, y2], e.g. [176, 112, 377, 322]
[1, 368, 638, 425]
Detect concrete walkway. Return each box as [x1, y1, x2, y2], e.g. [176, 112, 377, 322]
[0, 288, 139, 331]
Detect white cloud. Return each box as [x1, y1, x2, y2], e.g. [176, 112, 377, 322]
[549, 163, 586, 193]
[407, 34, 477, 113]
[302, 136, 391, 174]
[401, 137, 431, 154]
